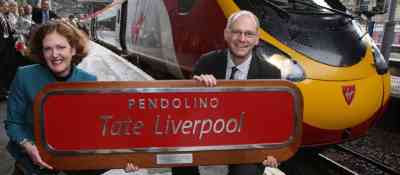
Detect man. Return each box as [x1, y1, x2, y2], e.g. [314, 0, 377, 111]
[0, 0, 11, 38]
[16, 3, 33, 35]
[0, 0, 17, 99]
[172, 10, 282, 175]
[32, 0, 57, 24]
[0, 0, 9, 99]
[23, 3, 32, 21]
[193, 10, 281, 86]
[7, 0, 18, 25]
[16, 3, 33, 37]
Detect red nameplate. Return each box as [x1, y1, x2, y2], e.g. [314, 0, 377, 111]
[34, 80, 302, 170]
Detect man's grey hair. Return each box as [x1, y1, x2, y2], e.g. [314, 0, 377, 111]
[225, 10, 260, 31]
[8, 0, 17, 5]
[0, 0, 8, 6]
[36, 0, 52, 9]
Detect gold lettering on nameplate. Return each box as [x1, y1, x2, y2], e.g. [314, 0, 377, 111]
[154, 112, 245, 140]
[99, 115, 144, 136]
[98, 97, 246, 139]
[128, 97, 220, 110]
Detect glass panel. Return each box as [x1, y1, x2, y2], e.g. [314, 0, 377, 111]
[95, 4, 122, 50]
[125, 0, 183, 78]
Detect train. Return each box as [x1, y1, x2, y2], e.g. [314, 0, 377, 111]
[87, 0, 391, 146]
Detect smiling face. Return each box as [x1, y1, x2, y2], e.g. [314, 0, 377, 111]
[9, 2, 17, 14]
[0, 2, 9, 14]
[224, 15, 259, 65]
[18, 6, 24, 16]
[24, 4, 32, 15]
[42, 32, 76, 77]
[41, 0, 49, 11]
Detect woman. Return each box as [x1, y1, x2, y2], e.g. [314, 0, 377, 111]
[7, 0, 18, 25]
[4, 20, 138, 175]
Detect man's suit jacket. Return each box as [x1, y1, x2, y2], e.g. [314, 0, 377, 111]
[190, 49, 281, 175]
[193, 49, 281, 79]
[31, 8, 58, 24]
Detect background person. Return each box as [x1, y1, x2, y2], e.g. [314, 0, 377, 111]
[7, 0, 18, 25]
[0, 0, 10, 98]
[18, 3, 24, 17]
[32, 0, 57, 24]
[0, 0, 17, 100]
[23, 3, 32, 21]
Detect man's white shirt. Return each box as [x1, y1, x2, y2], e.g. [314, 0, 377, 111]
[225, 51, 252, 80]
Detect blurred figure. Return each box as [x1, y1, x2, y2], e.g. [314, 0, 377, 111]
[23, 3, 32, 21]
[0, 0, 11, 39]
[7, 0, 18, 25]
[0, 0, 10, 99]
[0, 0, 17, 99]
[15, 4, 33, 37]
[18, 4, 24, 17]
[12, 2, 36, 80]
[32, 0, 57, 24]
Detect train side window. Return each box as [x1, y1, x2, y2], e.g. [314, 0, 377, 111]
[178, 0, 196, 15]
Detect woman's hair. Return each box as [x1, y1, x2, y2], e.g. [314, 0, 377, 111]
[28, 20, 89, 65]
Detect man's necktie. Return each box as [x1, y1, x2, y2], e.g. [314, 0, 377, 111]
[43, 11, 49, 23]
[230, 66, 238, 80]
[0, 17, 9, 38]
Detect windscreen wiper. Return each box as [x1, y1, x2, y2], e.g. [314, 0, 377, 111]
[290, 0, 354, 19]
[261, 0, 290, 20]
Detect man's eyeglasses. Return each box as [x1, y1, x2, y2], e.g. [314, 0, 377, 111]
[229, 30, 258, 38]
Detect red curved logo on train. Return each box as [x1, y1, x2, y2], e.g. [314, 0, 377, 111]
[342, 85, 355, 105]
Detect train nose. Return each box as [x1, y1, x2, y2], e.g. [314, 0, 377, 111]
[297, 75, 386, 130]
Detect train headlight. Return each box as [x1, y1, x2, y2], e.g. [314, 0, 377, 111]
[256, 49, 306, 82]
[267, 54, 306, 82]
[372, 44, 388, 74]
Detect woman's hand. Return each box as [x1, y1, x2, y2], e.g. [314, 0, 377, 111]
[124, 163, 139, 173]
[262, 155, 279, 168]
[22, 142, 53, 169]
[193, 74, 217, 87]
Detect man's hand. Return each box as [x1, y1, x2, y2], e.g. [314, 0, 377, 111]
[193, 74, 217, 87]
[262, 155, 279, 168]
[124, 162, 139, 173]
[22, 142, 53, 170]
[263, 156, 285, 175]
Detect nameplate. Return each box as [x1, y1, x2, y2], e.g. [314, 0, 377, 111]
[34, 80, 302, 170]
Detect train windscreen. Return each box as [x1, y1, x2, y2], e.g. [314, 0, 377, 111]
[234, 0, 366, 67]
